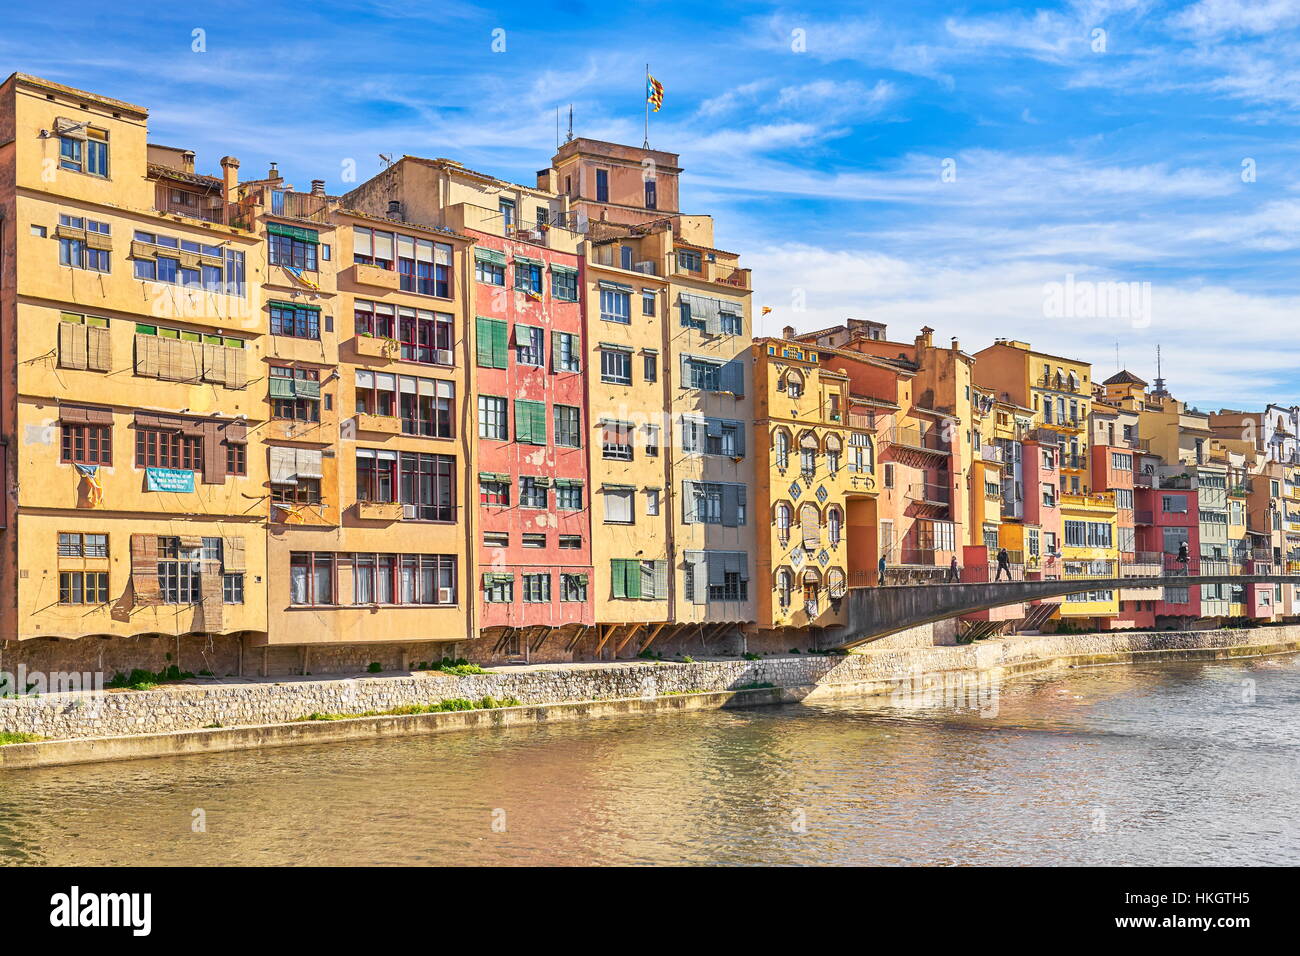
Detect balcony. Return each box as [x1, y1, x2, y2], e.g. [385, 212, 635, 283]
[889, 425, 951, 455]
[674, 258, 751, 289]
[347, 263, 402, 291]
[980, 444, 1005, 464]
[920, 482, 951, 505]
[153, 184, 252, 230]
[1134, 510, 1154, 525]
[1037, 373, 1084, 393]
[355, 501, 403, 522]
[270, 190, 333, 224]
[353, 334, 401, 361]
[354, 413, 402, 436]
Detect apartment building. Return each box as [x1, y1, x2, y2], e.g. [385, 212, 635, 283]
[549, 137, 756, 655]
[0, 74, 268, 669]
[750, 337, 868, 646]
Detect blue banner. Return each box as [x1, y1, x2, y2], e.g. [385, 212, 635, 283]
[146, 467, 195, 493]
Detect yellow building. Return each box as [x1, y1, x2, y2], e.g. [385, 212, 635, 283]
[1057, 492, 1120, 623]
[751, 339, 861, 645]
[0, 73, 268, 666]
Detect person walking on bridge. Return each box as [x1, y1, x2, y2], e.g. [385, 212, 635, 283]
[1177, 541, 1190, 575]
[877, 553, 887, 587]
[995, 547, 1012, 582]
[948, 555, 960, 582]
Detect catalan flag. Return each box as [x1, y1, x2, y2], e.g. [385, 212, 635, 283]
[647, 75, 664, 112]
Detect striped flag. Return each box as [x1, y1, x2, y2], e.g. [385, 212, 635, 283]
[647, 75, 664, 112]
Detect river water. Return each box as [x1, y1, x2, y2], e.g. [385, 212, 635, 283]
[2, 656, 1298, 866]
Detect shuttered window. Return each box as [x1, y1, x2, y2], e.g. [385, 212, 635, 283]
[514, 400, 547, 444]
[476, 316, 509, 368]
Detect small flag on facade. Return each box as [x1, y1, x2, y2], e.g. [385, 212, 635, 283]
[647, 75, 664, 112]
[761, 306, 773, 316]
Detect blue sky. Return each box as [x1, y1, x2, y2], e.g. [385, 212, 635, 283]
[5, 0, 1300, 408]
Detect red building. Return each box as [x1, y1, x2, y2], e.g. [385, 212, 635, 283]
[472, 230, 593, 642]
[1134, 459, 1201, 626]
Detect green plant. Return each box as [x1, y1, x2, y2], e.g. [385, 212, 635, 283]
[106, 665, 194, 691]
[741, 652, 761, 661]
[789, 647, 801, 654]
[367, 662, 383, 673]
[0, 732, 43, 746]
[414, 656, 486, 675]
[681, 655, 695, 664]
[295, 695, 520, 722]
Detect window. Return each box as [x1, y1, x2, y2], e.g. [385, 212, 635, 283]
[561, 573, 588, 603]
[604, 486, 635, 524]
[644, 178, 657, 209]
[522, 533, 546, 549]
[1162, 495, 1189, 514]
[59, 127, 109, 176]
[850, 432, 874, 473]
[555, 405, 581, 447]
[225, 442, 247, 476]
[522, 573, 551, 603]
[480, 478, 510, 507]
[644, 424, 661, 457]
[642, 290, 656, 316]
[356, 448, 397, 503]
[600, 287, 631, 324]
[559, 535, 582, 549]
[269, 366, 320, 422]
[646, 488, 661, 516]
[515, 400, 547, 444]
[677, 249, 702, 272]
[269, 302, 322, 340]
[59, 571, 109, 605]
[554, 331, 581, 372]
[499, 199, 516, 229]
[61, 422, 112, 465]
[398, 453, 456, 521]
[684, 481, 747, 525]
[777, 569, 793, 608]
[268, 227, 319, 271]
[552, 267, 578, 302]
[515, 325, 544, 366]
[355, 300, 396, 339]
[136, 427, 201, 470]
[159, 537, 203, 605]
[476, 256, 505, 285]
[828, 507, 843, 546]
[776, 502, 792, 540]
[1114, 488, 1134, 510]
[355, 228, 452, 297]
[478, 395, 509, 440]
[883, 463, 895, 488]
[399, 376, 456, 438]
[223, 573, 245, 604]
[514, 260, 543, 295]
[484, 573, 513, 603]
[132, 231, 245, 294]
[58, 216, 111, 273]
[600, 348, 632, 385]
[273, 477, 322, 506]
[801, 446, 817, 478]
[644, 352, 658, 382]
[397, 308, 454, 365]
[1111, 452, 1133, 471]
[595, 169, 609, 202]
[602, 421, 634, 460]
[58, 533, 109, 558]
[556, 481, 583, 510]
[476, 317, 509, 369]
[683, 356, 722, 391]
[484, 533, 509, 550]
[611, 559, 668, 600]
[775, 432, 790, 470]
[1042, 483, 1057, 507]
[520, 476, 549, 509]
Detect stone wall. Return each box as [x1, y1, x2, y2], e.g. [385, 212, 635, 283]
[2, 624, 1296, 742]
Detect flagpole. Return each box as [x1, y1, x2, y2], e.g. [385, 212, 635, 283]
[644, 63, 650, 149]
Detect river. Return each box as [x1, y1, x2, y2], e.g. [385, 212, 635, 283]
[2, 655, 1297, 866]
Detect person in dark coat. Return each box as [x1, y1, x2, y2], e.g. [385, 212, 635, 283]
[995, 547, 1012, 581]
[1177, 541, 1190, 574]
[878, 553, 887, 586]
[948, 555, 960, 582]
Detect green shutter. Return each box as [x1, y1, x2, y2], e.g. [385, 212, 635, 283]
[269, 377, 296, 399]
[625, 559, 642, 599]
[612, 559, 627, 599]
[268, 223, 319, 243]
[477, 317, 508, 368]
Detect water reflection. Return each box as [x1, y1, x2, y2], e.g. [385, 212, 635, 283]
[1, 657, 1297, 866]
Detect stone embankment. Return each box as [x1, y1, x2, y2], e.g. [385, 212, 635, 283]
[3, 625, 1298, 768]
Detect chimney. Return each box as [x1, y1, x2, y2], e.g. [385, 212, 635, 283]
[310, 179, 326, 196]
[220, 156, 240, 205]
[951, 336, 960, 352]
[782, 325, 795, 340]
[181, 150, 196, 174]
[387, 200, 403, 221]
[916, 326, 934, 349]
[537, 167, 557, 192]
[267, 162, 281, 182]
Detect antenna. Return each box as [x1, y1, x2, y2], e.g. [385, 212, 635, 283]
[556, 107, 560, 149]
[566, 105, 573, 144]
[378, 153, 393, 170]
[1115, 339, 1120, 372]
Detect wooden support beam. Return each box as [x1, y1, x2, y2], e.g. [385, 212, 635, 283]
[613, 623, 644, 656]
[530, 626, 552, 653]
[593, 624, 620, 657]
[638, 621, 669, 652]
[491, 628, 514, 655]
[565, 624, 591, 652]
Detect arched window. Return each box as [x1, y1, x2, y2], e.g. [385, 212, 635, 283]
[775, 502, 792, 541]
[800, 502, 821, 551]
[776, 568, 792, 608]
[827, 567, 846, 600]
[827, 506, 843, 546]
[799, 432, 818, 478]
[824, 432, 842, 475]
[784, 369, 805, 398]
[850, 432, 874, 473]
[774, 430, 789, 470]
[802, 569, 821, 615]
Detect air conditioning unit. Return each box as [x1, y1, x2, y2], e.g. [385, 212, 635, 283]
[402, 504, 417, 519]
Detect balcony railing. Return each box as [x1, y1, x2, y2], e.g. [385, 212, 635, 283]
[980, 444, 1005, 463]
[889, 426, 951, 454]
[918, 482, 951, 505]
